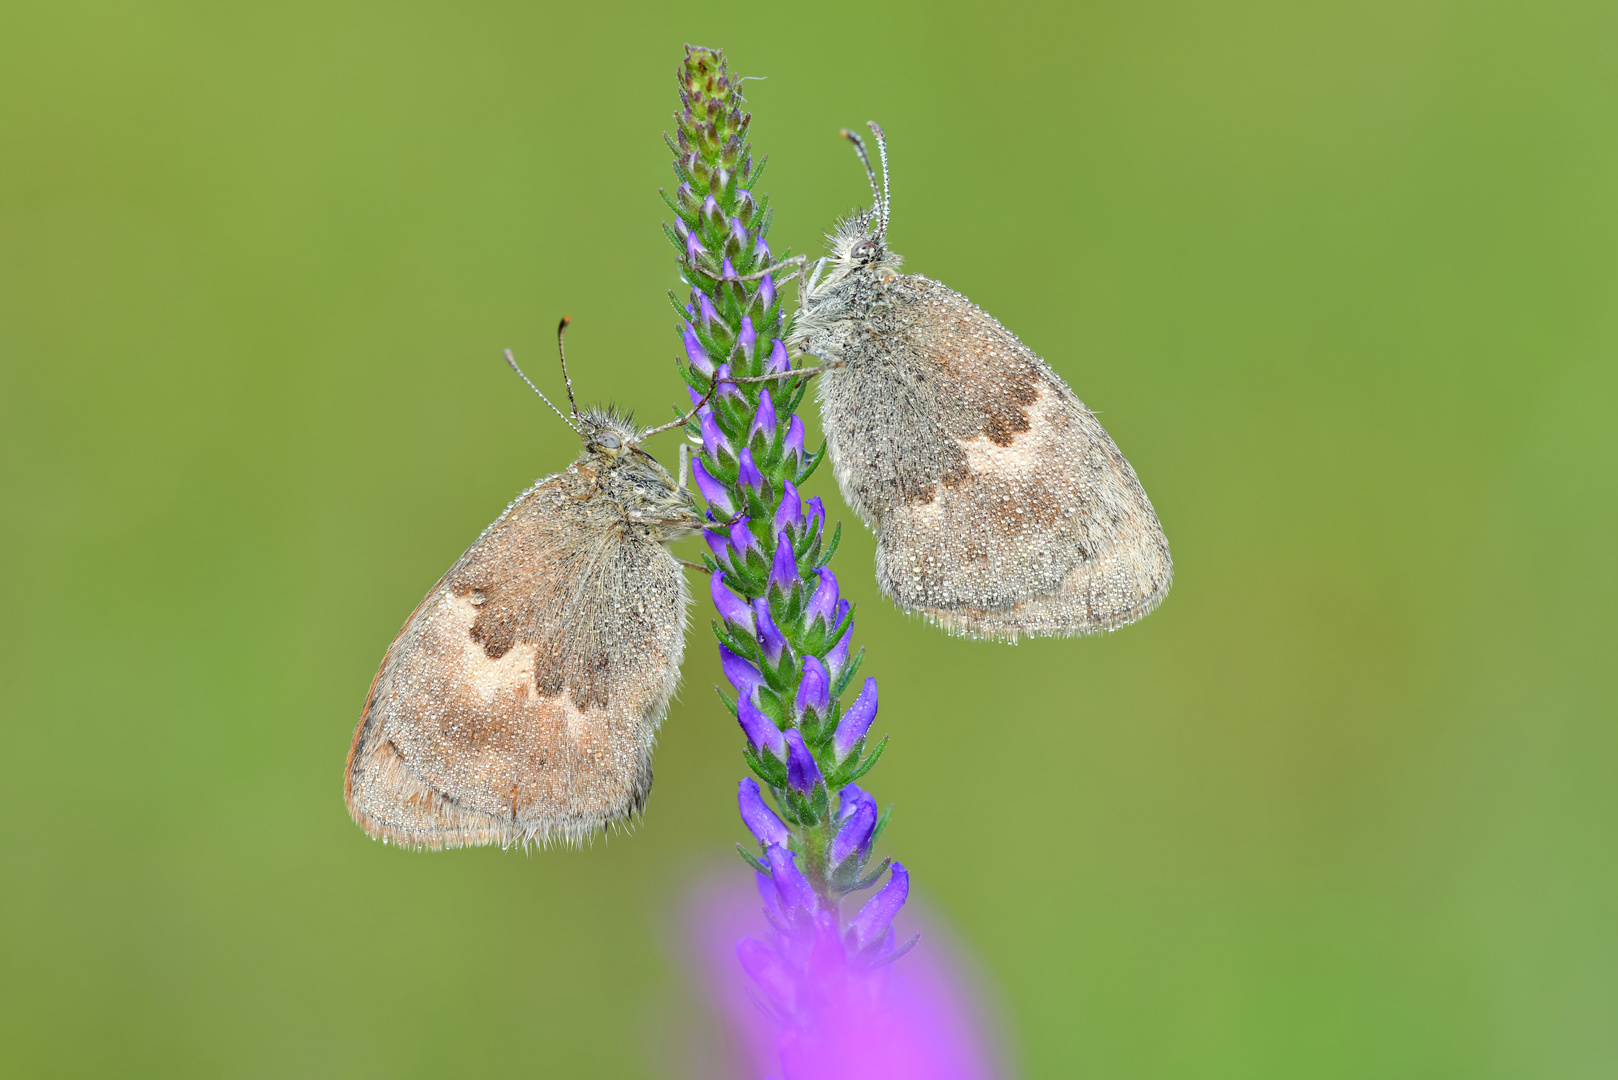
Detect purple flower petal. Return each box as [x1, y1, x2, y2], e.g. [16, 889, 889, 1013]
[838, 783, 874, 822]
[806, 566, 839, 628]
[691, 458, 733, 516]
[711, 573, 754, 633]
[782, 729, 823, 795]
[737, 693, 785, 757]
[748, 388, 775, 443]
[704, 524, 733, 568]
[727, 516, 759, 561]
[795, 655, 830, 718]
[738, 777, 791, 848]
[848, 862, 909, 952]
[720, 643, 764, 701]
[829, 794, 877, 866]
[699, 409, 732, 459]
[752, 598, 788, 665]
[736, 447, 766, 492]
[833, 676, 878, 759]
[683, 321, 713, 376]
[730, 218, 749, 249]
[698, 293, 721, 326]
[715, 363, 743, 400]
[738, 315, 756, 361]
[685, 232, 708, 262]
[702, 193, 721, 222]
[722, 256, 738, 280]
[768, 532, 798, 594]
[766, 844, 817, 918]
[783, 414, 806, 465]
[759, 274, 775, 308]
[825, 619, 853, 680]
[754, 235, 771, 263]
[773, 480, 804, 537]
[767, 338, 790, 374]
[805, 496, 825, 542]
[735, 935, 796, 1009]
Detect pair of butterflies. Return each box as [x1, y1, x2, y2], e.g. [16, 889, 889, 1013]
[345, 126, 1173, 850]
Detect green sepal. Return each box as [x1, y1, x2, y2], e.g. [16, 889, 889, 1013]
[830, 646, 865, 699]
[744, 746, 788, 790]
[796, 440, 828, 484]
[843, 734, 888, 784]
[711, 620, 754, 659]
[737, 844, 769, 875]
[663, 222, 687, 255]
[850, 856, 893, 892]
[869, 804, 893, 848]
[744, 154, 768, 190]
[715, 687, 739, 718]
[814, 522, 842, 569]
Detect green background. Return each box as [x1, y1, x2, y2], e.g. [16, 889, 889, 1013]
[4, 1, 1614, 1075]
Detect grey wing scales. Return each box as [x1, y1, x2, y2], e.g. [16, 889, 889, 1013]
[345, 473, 689, 849]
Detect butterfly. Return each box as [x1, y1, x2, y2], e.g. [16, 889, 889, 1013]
[345, 323, 705, 849]
[789, 124, 1172, 641]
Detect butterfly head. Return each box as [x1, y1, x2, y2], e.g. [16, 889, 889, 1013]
[825, 122, 902, 280]
[575, 405, 700, 535]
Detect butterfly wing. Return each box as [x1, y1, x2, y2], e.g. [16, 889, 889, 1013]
[345, 469, 690, 849]
[816, 275, 1171, 640]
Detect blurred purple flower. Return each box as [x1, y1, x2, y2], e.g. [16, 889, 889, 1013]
[682, 872, 1006, 1080]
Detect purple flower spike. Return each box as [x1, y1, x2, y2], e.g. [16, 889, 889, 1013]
[720, 643, 765, 701]
[759, 274, 775, 308]
[737, 693, 786, 758]
[698, 293, 721, 327]
[722, 256, 739, 280]
[767, 338, 790, 374]
[768, 532, 798, 594]
[699, 409, 731, 459]
[736, 447, 766, 493]
[829, 791, 878, 866]
[806, 567, 840, 628]
[738, 777, 791, 848]
[773, 480, 804, 536]
[783, 414, 806, 467]
[685, 231, 708, 263]
[848, 862, 910, 952]
[754, 234, 771, 263]
[691, 458, 733, 516]
[833, 676, 878, 758]
[737, 315, 757, 361]
[711, 573, 754, 633]
[795, 655, 830, 718]
[704, 524, 733, 568]
[825, 619, 853, 679]
[683, 322, 713, 376]
[782, 729, 823, 795]
[766, 844, 817, 918]
[748, 388, 776, 444]
[752, 599, 788, 665]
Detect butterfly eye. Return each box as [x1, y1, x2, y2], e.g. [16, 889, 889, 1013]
[598, 432, 621, 450]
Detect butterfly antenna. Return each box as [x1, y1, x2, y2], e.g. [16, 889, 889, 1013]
[504, 348, 581, 433]
[555, 316, 579, 418]
[868, 120, 891, 236]
[841, 128, 882, 231]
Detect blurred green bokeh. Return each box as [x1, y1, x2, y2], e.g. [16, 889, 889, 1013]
[3, 1, 1614, 1076]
